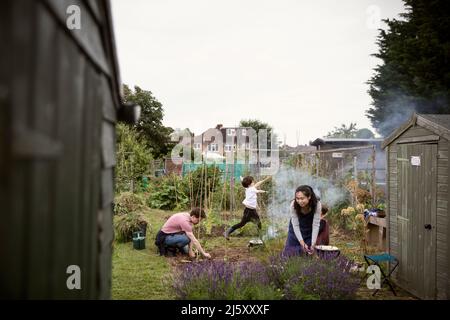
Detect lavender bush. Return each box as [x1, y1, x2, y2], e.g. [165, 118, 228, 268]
[172, 255, 359, 300]
[172, 260, 282, 300]
[282, 256, 360, 300]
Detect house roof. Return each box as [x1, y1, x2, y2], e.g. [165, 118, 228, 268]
[382, 113, 450, 149]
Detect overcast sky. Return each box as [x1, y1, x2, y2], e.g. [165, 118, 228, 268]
[111, 0, 405, 145]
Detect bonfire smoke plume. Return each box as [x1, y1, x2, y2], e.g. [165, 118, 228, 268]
[263, 165, 347, 240]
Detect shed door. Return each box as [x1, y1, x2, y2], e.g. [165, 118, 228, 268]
[397, 143, 437, 299]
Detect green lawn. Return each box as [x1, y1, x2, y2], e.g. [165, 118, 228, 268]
[112, 241, 174, 299]
[112, 209, 175, 299]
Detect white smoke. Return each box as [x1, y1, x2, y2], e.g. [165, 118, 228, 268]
[263, 165, 348, 240]
[372, 90, 419, 136]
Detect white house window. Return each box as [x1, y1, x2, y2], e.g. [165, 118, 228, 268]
[227, 129, 236, 136]
[224, 144, 235, 152]
[193, 143, 201, 150]
[208, 143, 219, 152]
[241, 128, 247, 136]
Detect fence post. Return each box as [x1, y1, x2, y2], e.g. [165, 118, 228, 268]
[371, 145, 376, 205]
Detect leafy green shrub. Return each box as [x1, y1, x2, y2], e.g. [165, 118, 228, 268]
[147, 174, 189, 211]
[327, 199, 350, 228]
[115, 123, 153, 193]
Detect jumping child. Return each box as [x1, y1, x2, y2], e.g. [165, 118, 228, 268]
[224, 175, 271, 239]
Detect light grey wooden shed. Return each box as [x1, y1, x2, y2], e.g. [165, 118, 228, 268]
[383, 113, 450, 300]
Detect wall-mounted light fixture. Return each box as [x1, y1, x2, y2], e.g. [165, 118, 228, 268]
[118, 102, 141, 124]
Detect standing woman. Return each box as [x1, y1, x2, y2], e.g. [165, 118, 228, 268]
[282, 185, 321, 256]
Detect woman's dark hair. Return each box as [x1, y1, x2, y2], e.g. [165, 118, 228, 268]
[293, 185, 318, 216]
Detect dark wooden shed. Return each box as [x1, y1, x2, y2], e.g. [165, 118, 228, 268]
[309, 139, 386, 181]
[0, 0, 134, 299]
[383, 113, 450, 299]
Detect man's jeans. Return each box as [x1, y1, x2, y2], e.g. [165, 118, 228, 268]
[164, 233, 190, 254]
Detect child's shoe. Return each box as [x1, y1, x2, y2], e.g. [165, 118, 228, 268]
[223, 227, 233, 240]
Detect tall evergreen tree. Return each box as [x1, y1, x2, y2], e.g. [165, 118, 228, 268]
[367, 0, 450, 136]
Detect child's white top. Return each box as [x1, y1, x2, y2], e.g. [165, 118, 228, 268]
[242, 186, 257, 209]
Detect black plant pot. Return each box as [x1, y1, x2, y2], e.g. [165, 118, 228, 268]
[127, 222, 147, 243]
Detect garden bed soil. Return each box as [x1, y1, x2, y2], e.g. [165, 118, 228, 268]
[167, 245, 261, 268]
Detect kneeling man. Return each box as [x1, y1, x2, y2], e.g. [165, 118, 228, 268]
[155, 207, 211, 259]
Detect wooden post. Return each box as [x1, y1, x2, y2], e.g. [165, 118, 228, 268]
[316, 154, 319, 176]
[189, 170, 194, 209]
[209, 165, 216, 210]
[204, 164, 208, 209]
[174, 174, 178, 208]
[316, 145, 320, 176]
[371, 145, 376, 206]
[230, 163, 235, 213]
[197, 163, 205, 246]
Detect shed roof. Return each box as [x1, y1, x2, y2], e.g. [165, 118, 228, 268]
[382, 113, 450, 149]
[310, 137, 383, 147]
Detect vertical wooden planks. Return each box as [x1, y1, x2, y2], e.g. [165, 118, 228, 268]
[79, 62, 101, 299]
[399, 143, 437, 299]
[7, 0, 37, 298]
[416, 144, 423, 296]
[44, 0, 110, 75]
[427, 144, 437, 298]
[0, 0, 12, 299]
[397, 144, 408, 286]
[416, 144, 425, 297]
[448, 140, 450, 300]
[26, 2, 58, 298]
[386, 146, 390, 255]
[389, 145, 399, 264]
[51, 25, 86, 298]
[88, 71, 103, 299]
